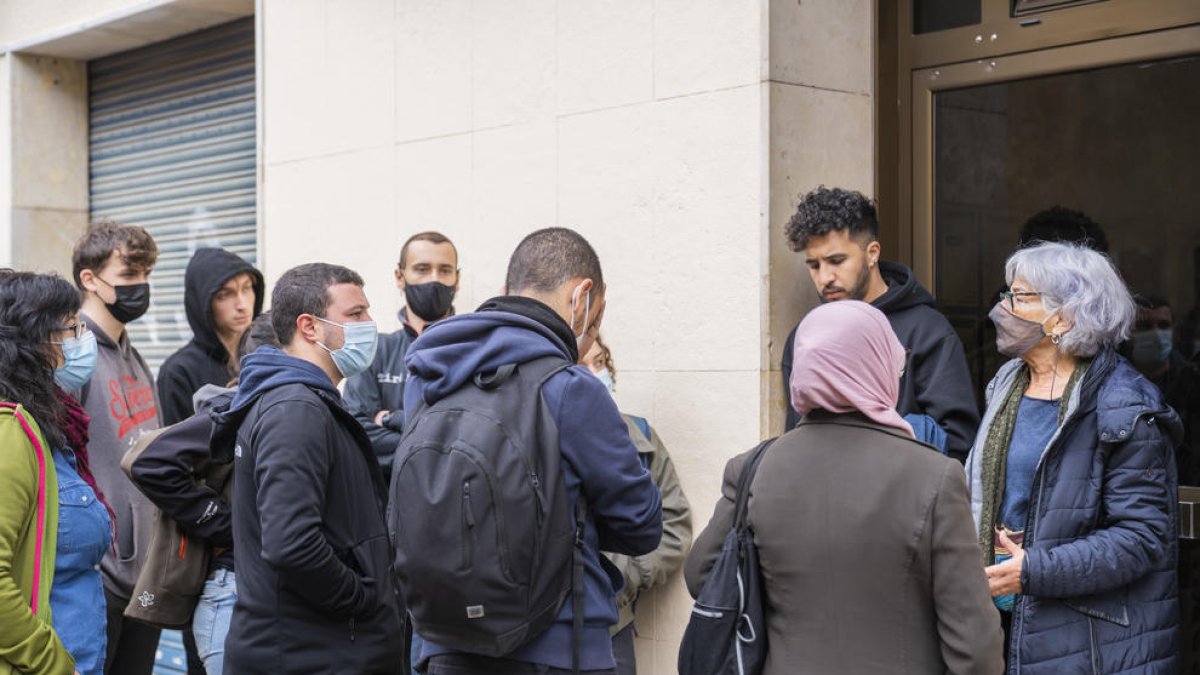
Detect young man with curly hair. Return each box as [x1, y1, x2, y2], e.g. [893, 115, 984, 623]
[782, 186, 980, 462]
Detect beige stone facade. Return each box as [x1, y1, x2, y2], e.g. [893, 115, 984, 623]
[0, 1, 872, 671]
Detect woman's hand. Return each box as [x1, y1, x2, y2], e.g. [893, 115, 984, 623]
[984, 528, 1025, 597]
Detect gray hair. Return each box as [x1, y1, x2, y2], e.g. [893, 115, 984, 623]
[1005, 242, 1135, 357]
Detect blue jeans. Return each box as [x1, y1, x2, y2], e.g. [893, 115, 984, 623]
[192, 568, 236, 675]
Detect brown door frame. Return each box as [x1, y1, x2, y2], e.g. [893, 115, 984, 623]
[874, 0, 1200, 283]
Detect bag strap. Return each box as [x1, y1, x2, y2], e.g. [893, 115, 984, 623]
[571, 496, 587, 675]
[732, 437, 777, 530]
[0, 403, 49, 615]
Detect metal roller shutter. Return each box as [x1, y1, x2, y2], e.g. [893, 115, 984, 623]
[88, 18, 256, 371]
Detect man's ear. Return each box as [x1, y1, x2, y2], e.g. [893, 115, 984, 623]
[79, 268, 99, 294]
[395, 268, 406, 291]
[295, 314, 320, 344]
[866, 240, 882, 267]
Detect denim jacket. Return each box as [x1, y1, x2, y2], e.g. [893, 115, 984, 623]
[49, 448, 112, 675]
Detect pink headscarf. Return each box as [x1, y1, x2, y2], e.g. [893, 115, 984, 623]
[789, 300, 914, 438]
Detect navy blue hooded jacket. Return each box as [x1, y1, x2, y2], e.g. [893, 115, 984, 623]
[966, 348, 1181, 674]
[211, 347, 404, 674]
[403, 298, 663, 671]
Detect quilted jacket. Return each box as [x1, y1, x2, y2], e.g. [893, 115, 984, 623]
[966, 348, 1181, 674]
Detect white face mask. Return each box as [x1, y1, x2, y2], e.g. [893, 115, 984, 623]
[569, 283, 591, 343]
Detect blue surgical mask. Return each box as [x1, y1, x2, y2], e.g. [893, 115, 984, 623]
[592, 368, 615, 394]
[54, 331, 98, 392]
[1130, 329, 1172, 368]
[316, 317, 378, 378]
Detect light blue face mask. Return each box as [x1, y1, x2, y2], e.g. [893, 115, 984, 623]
[591, 368, 615, 394]
[53, 331, 98, 392]
[1129, 329, 1172, 368]
[316, 317, 378, 378]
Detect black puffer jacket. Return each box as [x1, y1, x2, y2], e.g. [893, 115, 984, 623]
[157, 248, 263, 424]
[211, 347, 404, 674]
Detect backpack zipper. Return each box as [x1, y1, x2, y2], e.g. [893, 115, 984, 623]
[462, 481, 475, 569]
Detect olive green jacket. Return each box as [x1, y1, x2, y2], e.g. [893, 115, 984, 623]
[606, 415, 692, 634]
[0, 404, 74, 675]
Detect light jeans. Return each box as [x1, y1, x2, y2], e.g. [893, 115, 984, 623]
[192, 568, 236, 675]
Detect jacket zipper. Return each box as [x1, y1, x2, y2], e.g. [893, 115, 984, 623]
[462, 481, 475, 569]
[349, 617, 355, 642]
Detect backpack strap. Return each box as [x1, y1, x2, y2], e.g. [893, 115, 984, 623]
[0, 403, 49, 614]
[474, 364, 518, 390]
[571, 496, 587, 675]
[732, 437, 777, 530]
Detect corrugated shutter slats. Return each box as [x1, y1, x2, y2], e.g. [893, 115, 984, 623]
[89, 18, 256, 371]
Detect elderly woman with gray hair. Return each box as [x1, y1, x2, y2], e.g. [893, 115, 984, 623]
[967, 241, 1181, 673]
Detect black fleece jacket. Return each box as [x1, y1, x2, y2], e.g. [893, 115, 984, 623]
[130, 386, 235, 571]
[210, 348, 403, 674]
[783, 261, 980, 462]
[157, 248, 263, 424]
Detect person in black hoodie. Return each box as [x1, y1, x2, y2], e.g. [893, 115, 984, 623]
[158, 247, 264, 425]
[781, 186, 980, 462]
[210, 263, 404, 674]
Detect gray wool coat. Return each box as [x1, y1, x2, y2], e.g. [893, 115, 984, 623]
[686, 412, 1004, 675]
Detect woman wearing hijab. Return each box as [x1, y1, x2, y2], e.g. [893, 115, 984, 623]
[0, 270, 113, 675]
[967, 242, 1180, 673]
[685, 300, 1003, 675]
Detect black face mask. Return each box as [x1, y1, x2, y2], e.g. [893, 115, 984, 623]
[405, 282, 456, 322]
[99, 280, 151, 324]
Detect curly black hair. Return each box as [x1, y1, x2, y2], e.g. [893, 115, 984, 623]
[1018, 206, 1108, 252]
[0, 270, 83, 448]
[784, 186, 879, 252]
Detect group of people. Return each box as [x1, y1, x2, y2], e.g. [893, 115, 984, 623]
[0, 223, 689, 675]
[0, 184, 1185, 675]
[688, 187, 1183, 674]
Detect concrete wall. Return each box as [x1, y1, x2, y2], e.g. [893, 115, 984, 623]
[259, 2, 770, 669]
[6, 53, 89, 274]
[259, 1, 872, 670]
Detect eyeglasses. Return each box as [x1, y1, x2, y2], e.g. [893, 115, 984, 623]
[50, 323, 89, 343]
[998, 290, 1043, 312]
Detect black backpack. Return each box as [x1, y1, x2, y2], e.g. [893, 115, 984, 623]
[389, 355, 587, 667]
[678, 438, 776, 675]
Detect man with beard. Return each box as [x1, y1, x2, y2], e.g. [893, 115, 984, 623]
[781, 187, 979, 462]
[344, 231, 459, 481]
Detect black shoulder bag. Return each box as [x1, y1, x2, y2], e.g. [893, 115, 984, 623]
[678, 438, 775, 675]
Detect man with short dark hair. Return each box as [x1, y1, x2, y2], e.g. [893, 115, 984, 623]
[210, 263, 404, 674]
[344, 231, 459, 478]
[71, 220, 164, 675]
[399, 227, 662, 675]
[782, 186, 979, 462]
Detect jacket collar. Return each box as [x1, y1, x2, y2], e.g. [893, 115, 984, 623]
[796, 409, 917, 443]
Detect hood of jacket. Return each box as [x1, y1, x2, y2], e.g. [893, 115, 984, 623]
[210, 347, 340, 462]
[872, 261, 936, 314]
[184, 248, 264, 361]
[405, 297, 575, 407]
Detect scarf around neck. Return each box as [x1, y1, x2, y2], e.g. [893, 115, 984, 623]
[976, 358, 1089, 564]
